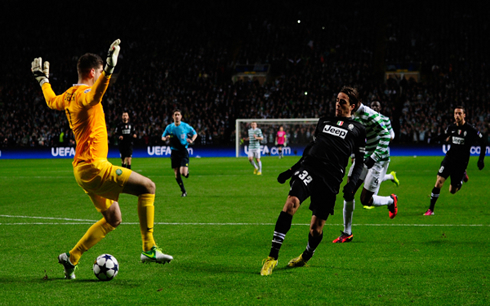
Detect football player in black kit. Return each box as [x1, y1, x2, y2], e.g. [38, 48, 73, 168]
[115, 111, 137, 169]
[260, 86, 367, 276]
[424, 106, 485, 215]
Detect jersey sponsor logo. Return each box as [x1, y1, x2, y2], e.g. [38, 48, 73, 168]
[323, 124, 348, 139]
[83, 88, 91, 94]
[452, 136, 465, 145]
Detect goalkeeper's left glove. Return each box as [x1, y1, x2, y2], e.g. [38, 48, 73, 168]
[104, 39, 121, 75]
[31, 57, 50, 86]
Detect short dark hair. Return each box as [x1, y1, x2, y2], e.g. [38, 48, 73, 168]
[77, 53, 104, 78]
[340, 86, 360, 110]
[173, 109, 182, 115]
[455, 106, 465, 113]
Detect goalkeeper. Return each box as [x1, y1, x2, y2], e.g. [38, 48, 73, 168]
[31, 39, 173, 280]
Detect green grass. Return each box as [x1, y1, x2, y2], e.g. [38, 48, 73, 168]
[0, 156, 489, 305]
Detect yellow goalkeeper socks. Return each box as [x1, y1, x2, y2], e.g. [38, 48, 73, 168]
[69, 218, 115, 265]
[138, 193, 156, 252]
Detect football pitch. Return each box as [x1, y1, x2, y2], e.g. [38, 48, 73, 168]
[0, 156, 488, 305]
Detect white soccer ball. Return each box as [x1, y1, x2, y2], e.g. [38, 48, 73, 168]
[93, 254, 119, 281]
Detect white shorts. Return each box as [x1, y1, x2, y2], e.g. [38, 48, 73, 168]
[348, 159, 389, 195]
[248, 149, 261, 159]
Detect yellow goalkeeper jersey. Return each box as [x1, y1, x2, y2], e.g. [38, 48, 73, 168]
[41, 72, 111, 166]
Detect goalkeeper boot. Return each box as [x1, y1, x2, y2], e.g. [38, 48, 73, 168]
[260, 256, 278, 276]
[257, 171, 262, 176]
[287, 254, 309, 268]
[253, 168, 258, 175]
[332, 231, 353, 243]
[141, 246, 173, 264]
[390, 171, 400, 187]
[58, 252, 77, 279]
[388, 194, 398, 219]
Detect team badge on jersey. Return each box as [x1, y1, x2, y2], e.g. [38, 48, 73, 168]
[116, 169, 123, 176]
[348, 124, 354, 130]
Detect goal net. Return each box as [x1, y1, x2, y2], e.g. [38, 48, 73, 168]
[235, 118, 319, 157]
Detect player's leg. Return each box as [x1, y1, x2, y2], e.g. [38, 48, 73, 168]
[256, 154, 262, 175]
[59, 194, 120, 279]
[289, 215, 326, 267]
[291, 181, 333, 265]
[125, 157, 132, 169]
[334, 164, 365, 243]
[365, 163, 397, 218]
[248, 151, 258, 174]
[448, 165, 466, 194]
[122, 170, 173, 263]
[426, 159, 450, 215]
[262, 172, 308, 275]
[120, 151, 126, 168]
[181, 151, 190, 178]
[272, 195, 301, 257]
[170, 151, 187, 195]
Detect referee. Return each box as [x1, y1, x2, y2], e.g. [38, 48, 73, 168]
[162, 109, 197, 197]
[115, 111, 137, 169]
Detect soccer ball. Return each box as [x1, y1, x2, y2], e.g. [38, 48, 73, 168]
[93, 254, 119, 281]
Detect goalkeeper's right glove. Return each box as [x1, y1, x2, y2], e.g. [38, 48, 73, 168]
[31, 57, 50, 86]
[104, 39, 121, 75]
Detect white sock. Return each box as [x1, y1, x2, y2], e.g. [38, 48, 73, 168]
[383, 173, 393, 182]
[250, 160, 257, 169]
[343, 200, 355, 235]
[258, 161, 262, 172]
[372, 195, 394, 206]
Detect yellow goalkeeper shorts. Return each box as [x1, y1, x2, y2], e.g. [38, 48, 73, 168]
[73, 159, 131, 212]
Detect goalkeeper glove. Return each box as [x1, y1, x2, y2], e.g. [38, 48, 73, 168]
[364, 156, 375, 169]
[104, 39, 121, 75]
[343, 181, 356, 201]
[277, 169, 293, 184]
[31, 57, 50, 86]
[478, 159, 484, 170]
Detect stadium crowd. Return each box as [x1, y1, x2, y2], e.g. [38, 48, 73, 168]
[1, 2, 488, 149]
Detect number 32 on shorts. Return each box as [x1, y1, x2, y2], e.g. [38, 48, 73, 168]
[298, 170, 313, 185]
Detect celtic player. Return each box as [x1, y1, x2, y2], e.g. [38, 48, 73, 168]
[242, 122, 264, 175]
[333, 100, 398, 243]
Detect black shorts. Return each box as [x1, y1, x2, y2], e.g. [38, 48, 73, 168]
[171, 149, 189, 169]
[288, 166, 337, 220]
[437, 156, 467, 190]
[119, 146, 133, 159]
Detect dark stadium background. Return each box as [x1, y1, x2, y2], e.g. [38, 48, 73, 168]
[1, 1, 488, 155]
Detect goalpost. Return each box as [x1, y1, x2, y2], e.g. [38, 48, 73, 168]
[235, 118, 319, 157]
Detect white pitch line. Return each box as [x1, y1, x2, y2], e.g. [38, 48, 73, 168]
[0, 215, 96, 222]
[0, 215, 488, 227]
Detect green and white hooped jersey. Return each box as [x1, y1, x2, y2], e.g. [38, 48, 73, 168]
[248, 128, 263, 150]
[379, 113, 395, 140]
[353, 104, 391, 162]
